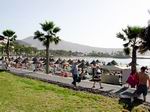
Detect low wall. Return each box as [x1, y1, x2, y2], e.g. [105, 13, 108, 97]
[101, 75, 120, 85]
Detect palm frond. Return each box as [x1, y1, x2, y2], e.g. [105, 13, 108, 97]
[123, 42, 130, 47]
[139, 27, 146, 39]
[122, 28, 129, 37]
[10, 35, 17, 41]
[127, 26, 142, 40]
[34, 31, 44, 38]
[45, 35, 54, 43]
[53, 36, 61, 45]
[116, 32, 126, 41]
[139, 44, 148, 54]
[2, 30, 15, 37]
[40, 21, 54, 32]
[139, 25, 150, 53]
[53, 27, 61, 33]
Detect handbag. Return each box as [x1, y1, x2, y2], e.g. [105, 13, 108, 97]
[77, 76, 81, 82]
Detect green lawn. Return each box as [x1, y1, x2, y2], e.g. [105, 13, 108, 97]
[0, 71, 148, 112]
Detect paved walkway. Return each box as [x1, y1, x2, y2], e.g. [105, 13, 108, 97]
[8, 67, 150, 103]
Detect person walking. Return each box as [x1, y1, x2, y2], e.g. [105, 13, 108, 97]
[134, 66, 150, 102]
[71, 62, 78, 86]
[92, 66, 103, 89]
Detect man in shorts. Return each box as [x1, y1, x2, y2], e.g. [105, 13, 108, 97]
[134, 66, 150, 102]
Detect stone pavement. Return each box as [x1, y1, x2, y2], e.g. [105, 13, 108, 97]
[8, 67, 150, 103]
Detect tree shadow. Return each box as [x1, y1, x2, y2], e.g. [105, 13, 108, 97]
[115, 86, 128, 95]
[119, 92, 144, 111]
[106, 89, 115, 93]
[0, 69, 8, 72]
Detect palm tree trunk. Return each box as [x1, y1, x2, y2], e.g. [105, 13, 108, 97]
[6, 40, 9, 60]
[46, 40, 50, 74]
[131, 47, 137, 72]
[2, 47, 4, 56]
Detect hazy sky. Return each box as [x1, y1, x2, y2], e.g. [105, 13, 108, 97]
[0, 0, 150, 48]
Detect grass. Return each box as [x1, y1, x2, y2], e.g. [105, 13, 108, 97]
[0, 71, 148, 112]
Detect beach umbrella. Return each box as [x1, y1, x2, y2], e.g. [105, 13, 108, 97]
[32, 57, 40, 64]
[32, 57, 37, 62]
[77, 59, 81, 64]
[78, 62, 86, 68]
[33, 60, 41, 64]
[96, 59, 100, 63]
[14, 58, 19, 63]
[107, 62, 112, 66]
[49, 58, 55, 62]
[90, 60, 96, 65]
[54, 59, 61, 64]
[39, 57, 45, 61]
[60, 59, 66, 65]
[67, 59, 73, 65]
[107, 60, 118, 66]
[14, 57, 22, 63]
[22, 58, 28, 64]
[110, 60, 118, 65]
[67, 59, 72, 62]
[85, 61, 90, 66]
[81, 59, 85, 63]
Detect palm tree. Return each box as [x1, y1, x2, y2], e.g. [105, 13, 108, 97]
[0, 30, 17, 60]
[34, 21, 61, 74]
[139, 25, 150, 53]
[138, 11, 150, 53]
[116, 26, 143, 72]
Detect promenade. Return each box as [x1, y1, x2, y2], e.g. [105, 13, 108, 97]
[7, 67, 150, 104]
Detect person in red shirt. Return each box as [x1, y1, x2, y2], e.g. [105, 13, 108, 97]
[126, 69, 138, 88]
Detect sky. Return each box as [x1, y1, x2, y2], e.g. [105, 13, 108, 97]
[0, 0, 150, 48]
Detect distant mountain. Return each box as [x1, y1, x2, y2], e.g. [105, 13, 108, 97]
[20, 36, 122, 53]
[16, 40, 30, 46]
